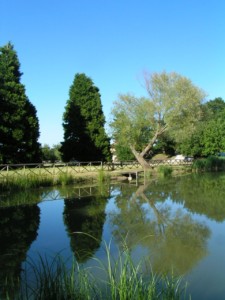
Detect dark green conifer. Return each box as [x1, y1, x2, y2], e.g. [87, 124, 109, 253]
[0, 42, 41, 163]
[61, 73, 111, 162]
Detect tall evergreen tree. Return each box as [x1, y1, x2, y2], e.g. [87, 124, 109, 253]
[0, 42, 41, 163]
[61, 73, 111, 162]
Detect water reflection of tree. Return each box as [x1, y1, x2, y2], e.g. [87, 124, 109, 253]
[110, 183, 210, 275]
[63, 194, 108, 263]
[0, 188, 45, 207]
[172, 173, 225, 222]
[0, 204, 40, 299]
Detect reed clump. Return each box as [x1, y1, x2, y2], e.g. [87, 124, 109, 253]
[56, 173, 74, 186]
[0, 175, 54, 192]
[0, 172, 79, 192]
[8, 239, 189, 300]
[157, 165, 173, 177]
[97, 169, 110, 184]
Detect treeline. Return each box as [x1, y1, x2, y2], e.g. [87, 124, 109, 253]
[1, 42, 224, 165]
[0, 43, 111, 164]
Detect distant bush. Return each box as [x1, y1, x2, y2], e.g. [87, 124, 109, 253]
[192, 156, 225, 172]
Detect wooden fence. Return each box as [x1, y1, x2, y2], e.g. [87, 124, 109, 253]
[0, 161, 141, 179]
[0, 159, 193, 180]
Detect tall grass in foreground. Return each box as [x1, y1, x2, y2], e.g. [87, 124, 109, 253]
[8, 239, 189, 300]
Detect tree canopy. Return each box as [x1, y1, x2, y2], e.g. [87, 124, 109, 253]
[0, 42, 41, 163]
[177, 97, 225, 157]
[111, 71, 206, 167]
[61, 73, 111, 162]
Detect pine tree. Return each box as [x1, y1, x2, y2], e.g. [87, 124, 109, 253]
[0, 42, 41, 163]
[61, 73, 111, 162]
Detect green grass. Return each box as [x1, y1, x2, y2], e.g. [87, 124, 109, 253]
[0, 173, 87, 192]
[97, 169, 110, 184]
[157, 165, 173, 177]
[4, 238, 189, 300]
[0, 175, 55, 192]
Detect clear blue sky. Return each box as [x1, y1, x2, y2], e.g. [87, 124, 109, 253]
[1, 0, 224, 146]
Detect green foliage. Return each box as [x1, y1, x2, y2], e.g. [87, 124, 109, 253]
[201, 116, 225, 156]
[0, 42, 41, 163]
[114, 144, 135, 161]
[152, 133, 176, 157]
[192, 156, 225, 172]
[111, 72, 205, 164]
[61, 73, 111, 162]
[177, 97, 225, 157]
[111, 94, 153, 152]
[204, 97, 225, 118]
[41, 144, 62, 162]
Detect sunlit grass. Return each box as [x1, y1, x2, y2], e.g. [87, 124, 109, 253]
[0, 173, 89, 192]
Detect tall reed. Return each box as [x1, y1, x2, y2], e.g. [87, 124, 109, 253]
[19, 254, 96, 300]
[0, 172, 77, 192]
[97, 169, 110, 184]
[0, 175, 54, 192]
[12, 238, 189, 300]
[56, 173, 74, 186]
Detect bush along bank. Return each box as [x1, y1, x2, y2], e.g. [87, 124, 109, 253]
[192, 156, 225, 172]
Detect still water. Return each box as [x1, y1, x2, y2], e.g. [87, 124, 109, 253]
[1, 172, 225, 299]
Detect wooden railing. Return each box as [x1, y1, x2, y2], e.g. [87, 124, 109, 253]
[148, 158, 193, 167]
[0, 159, 192, 179]
[0, 160, 141, 179]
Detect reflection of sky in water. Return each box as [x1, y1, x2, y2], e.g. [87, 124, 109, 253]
[28, 199, 72, 259]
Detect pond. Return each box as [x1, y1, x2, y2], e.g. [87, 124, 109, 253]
[1, 172, 225, 299]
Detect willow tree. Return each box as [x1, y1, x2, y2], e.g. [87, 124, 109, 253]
[111, 72, 206, 167]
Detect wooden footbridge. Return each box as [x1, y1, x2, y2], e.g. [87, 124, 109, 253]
[0, 159, 192, 180]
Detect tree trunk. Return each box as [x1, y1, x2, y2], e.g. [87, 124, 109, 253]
[130, 146, 150, 169]
[129, 124, 167, 168]
[140, 125, 167, 157]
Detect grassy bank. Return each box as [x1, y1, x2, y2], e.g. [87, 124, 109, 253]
[3, 156, 223, 192]
[4, 241, 189, 300]
[0, 173, 87, 192]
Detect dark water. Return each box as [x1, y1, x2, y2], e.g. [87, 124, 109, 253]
[1, 173, 225, 299]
